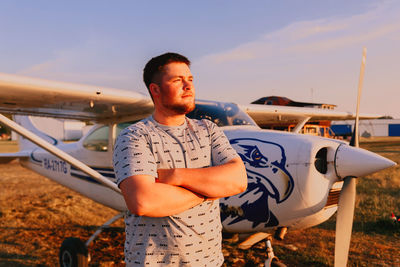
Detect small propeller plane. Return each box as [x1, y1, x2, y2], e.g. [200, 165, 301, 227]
[0, 50, 396, 267]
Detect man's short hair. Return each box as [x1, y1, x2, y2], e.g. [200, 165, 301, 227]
[143, 52, 191, 90]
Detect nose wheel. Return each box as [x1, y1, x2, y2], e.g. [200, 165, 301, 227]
[237, 232, 287, 267]
[59, 212, 124, 267]
[59, 237, 89, 267]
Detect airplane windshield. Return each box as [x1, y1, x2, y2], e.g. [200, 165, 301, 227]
[187, 102, 256, 127]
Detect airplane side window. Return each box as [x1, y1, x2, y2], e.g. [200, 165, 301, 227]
[83, 126, 109, 152]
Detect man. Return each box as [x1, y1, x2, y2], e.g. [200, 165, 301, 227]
[113, 52, 247, 266]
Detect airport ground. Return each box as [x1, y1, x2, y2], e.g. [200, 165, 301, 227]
[0, 138, 399, 266]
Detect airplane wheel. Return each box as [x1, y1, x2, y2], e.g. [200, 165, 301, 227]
[271, 259, 287, 267]
[59, 237, 89, 267]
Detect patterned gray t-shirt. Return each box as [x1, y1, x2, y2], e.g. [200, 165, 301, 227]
[113, 116, 239, 266]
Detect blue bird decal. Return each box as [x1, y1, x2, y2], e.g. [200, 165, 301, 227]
[220, 138, 294, 229]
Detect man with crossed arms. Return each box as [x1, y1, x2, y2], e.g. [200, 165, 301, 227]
[113, 52, 247, 266]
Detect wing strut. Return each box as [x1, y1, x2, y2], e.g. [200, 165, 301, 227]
[0, 114, 121, 194]
[291, 116, 311, 133]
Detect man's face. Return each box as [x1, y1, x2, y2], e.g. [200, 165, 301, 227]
[153, 62, 195, 115]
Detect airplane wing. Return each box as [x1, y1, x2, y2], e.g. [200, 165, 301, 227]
[241, 104, 380, 128]
[0, 72, 154, 123]
[0, 72, 380, 125]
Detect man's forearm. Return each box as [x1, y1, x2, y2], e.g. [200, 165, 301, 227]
[120, 175, 205, 217]
[158, 158, 247, 198]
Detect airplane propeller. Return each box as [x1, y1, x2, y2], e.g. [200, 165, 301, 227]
[334, 48, 366, 267]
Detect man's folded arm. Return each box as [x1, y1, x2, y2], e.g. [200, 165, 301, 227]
[119, 174, 205, 217]
[157, 157, 247, 198]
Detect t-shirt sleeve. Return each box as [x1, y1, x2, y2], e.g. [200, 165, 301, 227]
[206, 120, 239, 166]
[112, 125, 157, 186]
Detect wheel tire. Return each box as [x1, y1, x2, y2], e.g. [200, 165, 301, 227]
[59, 237, 89, 267]
[271, 258, 287, 267]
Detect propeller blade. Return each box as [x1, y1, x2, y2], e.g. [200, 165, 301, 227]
[334, 47, 367, 267]
[349, 47, 367, 148]
[335, 177, 356, 267]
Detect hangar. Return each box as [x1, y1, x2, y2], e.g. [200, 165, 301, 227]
[331, 119, 400, 137]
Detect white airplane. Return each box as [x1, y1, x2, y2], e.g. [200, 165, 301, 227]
[0, 52, 396, 267]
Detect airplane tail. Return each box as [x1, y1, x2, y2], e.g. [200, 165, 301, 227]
[13, 115, 60, 151]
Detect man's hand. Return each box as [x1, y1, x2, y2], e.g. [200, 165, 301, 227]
[156, 157, 247, 198]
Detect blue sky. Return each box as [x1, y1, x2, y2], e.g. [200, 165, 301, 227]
[1, 0, 399, 118]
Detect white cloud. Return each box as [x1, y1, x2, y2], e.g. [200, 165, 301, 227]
[194, 0, 400, 118]
[200, 1, 400, 64]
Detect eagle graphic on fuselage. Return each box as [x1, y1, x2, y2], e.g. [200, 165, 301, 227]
[220, 138, 294, 229]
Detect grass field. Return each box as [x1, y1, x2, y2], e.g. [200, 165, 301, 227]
[0, 138, 399, 266]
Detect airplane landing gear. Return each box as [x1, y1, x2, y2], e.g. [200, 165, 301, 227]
[58, 212, 124, 267]
[59, 237, 89, 267]
[237, 232, 287, 267]
[265, 238, 287, 267]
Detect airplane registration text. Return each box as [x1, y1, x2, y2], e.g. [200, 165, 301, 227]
[43, 158, 68, 174]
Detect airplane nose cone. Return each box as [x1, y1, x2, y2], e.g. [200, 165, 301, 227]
[334, 144, 396, 179]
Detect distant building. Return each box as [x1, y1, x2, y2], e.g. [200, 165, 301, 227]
[331, 119, 400, 137]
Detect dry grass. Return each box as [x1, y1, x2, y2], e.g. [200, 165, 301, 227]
[0, 160, 123, 266]
[0, 139, 399, 266]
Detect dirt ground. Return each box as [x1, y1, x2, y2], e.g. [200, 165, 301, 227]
[0, 139, 399, 266]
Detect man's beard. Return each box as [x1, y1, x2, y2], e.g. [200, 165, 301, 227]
[164, 99, 195, 115]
